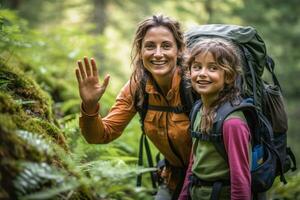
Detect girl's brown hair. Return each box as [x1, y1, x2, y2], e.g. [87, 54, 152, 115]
[129, 15, 185, 108]
[187, 38, 242, 133]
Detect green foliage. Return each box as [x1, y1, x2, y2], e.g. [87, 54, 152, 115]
[13, 161, 79, 198]
[269, 172, 300, 199]
[0, 9, 31, 50]
[1, 1, 299, 199]
[16, 130, 54, 157]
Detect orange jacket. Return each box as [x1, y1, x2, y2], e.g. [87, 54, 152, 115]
[79, 68, 192, 187]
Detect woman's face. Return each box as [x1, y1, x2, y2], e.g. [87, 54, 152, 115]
[141, 26, 178, 81]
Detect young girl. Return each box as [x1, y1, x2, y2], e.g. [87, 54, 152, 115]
[179, 38, 251, 200]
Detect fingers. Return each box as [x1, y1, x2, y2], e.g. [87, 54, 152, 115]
[102, 74, 110, 88]
[75, 68, 82, 84]
[77, 60, 86, 80]
[84, 56, 92, 76]
[91, 58, 98, 77]
[77, 57, 98, 80]
[100, 74, 110, 93]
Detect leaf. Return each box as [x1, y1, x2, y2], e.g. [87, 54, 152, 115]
[20, 181, 80, 200]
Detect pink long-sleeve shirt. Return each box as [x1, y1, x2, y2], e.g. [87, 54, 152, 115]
[179, 117, 251, 200]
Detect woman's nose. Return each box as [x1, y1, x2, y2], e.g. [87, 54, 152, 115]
[154, 47, 163, 58]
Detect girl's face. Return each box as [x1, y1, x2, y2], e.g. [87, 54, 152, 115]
[141, 26, 178, 81]
[190, 52, 226, 103]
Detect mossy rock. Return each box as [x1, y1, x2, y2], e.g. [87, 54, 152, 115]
[0, 65, 53, 121]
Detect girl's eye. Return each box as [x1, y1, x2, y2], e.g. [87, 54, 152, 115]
[191, 65, 201, 71]
[208, 64, 219, 71]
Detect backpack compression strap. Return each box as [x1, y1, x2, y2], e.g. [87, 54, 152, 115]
[266, 56, 282, 91]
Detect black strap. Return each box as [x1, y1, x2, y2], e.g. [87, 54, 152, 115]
[189, 175, 229, 200]
[189, 100, 202, 126]
[136, 133, 144, 187]
[287, 147, 297, 171]
[191, 131, 222, 142]
[179, 76, 195, 115]
[242, 46, 258, 107]
[136, 77, 158, 189]
[136, 133, 157, 189]
[265, 56, 282, 91]
[210, 182, 223, 200]
[146, 104, 188, 113]
[171, 168, 186, 200]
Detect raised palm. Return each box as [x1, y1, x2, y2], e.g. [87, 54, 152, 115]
[75, 57, 110, 114]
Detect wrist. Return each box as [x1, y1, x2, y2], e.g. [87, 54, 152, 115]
[81, 102, 99, 116]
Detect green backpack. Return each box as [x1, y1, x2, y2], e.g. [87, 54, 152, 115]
[186, 24, 296, 196]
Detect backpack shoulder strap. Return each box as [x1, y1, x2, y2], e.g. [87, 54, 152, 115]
[189, 100, 223, 142]
[190, 100, 202, 128]
[212, 100, 258, 163]
[136, 76, 157, 189]
[179, 76, 196, 116]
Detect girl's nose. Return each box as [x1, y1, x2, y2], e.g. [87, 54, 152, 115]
[199, 68, 207, 76]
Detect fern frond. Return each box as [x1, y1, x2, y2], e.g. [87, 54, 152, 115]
[15, 130, 54, 156]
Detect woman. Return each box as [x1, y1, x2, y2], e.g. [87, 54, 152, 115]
[75, 15, 192, 200]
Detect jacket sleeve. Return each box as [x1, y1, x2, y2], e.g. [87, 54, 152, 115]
[223, 118, 251, 200]
[79, 81, 137, 144]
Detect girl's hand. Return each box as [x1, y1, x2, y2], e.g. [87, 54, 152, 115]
[75, 57, 110, 114]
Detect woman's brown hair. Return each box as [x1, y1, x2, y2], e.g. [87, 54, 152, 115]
[187, 38, 242, 133]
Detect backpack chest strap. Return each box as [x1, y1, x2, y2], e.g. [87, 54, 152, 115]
[146, 104, 188, 114]
[191, 130, 223, 142]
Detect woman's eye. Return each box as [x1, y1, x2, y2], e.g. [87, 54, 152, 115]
[162, 43, 171, 49]
[144, 44, 155, 49]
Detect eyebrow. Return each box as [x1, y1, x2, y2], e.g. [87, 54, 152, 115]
[143, 39, 174, 43]
[193, 61, 217, 64]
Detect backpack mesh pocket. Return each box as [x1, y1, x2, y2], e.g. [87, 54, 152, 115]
[263, 83, 288, 133]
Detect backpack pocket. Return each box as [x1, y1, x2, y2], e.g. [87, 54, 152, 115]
[263, 83, 288, 133]
[251, 144, 277, 193]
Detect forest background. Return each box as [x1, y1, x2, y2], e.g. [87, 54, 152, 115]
[1, 0, 300, 199]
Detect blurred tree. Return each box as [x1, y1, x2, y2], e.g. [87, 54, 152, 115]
[90, 0, 108, 34]
[0, 0, 22, 9]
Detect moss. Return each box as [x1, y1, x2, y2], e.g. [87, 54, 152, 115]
[0, 63, 54, 122]
[23, 118, 68, 150]
[0, 91, 22, 115]
[0, 63, 67, 148]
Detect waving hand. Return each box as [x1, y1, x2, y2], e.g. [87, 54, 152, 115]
[75, 57, 110, 114]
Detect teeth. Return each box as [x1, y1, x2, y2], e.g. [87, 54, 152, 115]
[197, 80, 211, 84]
[151, 61, 167, 65]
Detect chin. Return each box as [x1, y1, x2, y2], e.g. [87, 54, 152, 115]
[152, 70, 169, 77]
